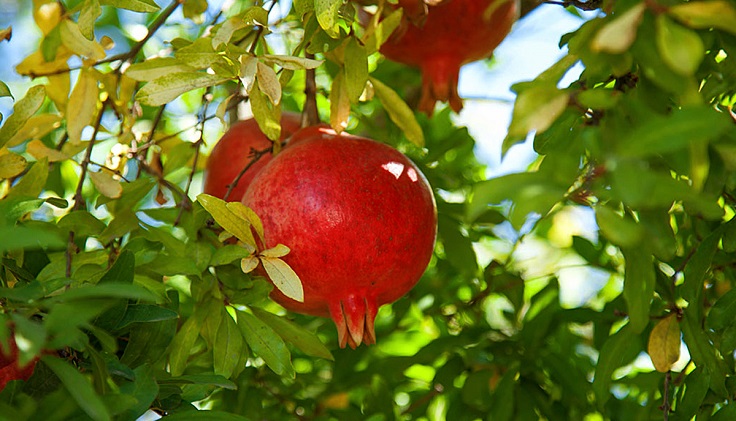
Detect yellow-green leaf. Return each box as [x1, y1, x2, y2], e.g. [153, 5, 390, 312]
[261, 55, 323, 70]
[241, 256, 259, 273]
[198, 193, 258, 248]
[0, 81, 12, 99]
[125, 58, 196, 82]
[655, 15, 704, 76]
[239, 54, 258, 93]
[591, 3, 646, 53]
[249, 80, 282, 141]
[26, 139, 69, 162]
[363, 8, 403, 55]
[212, 17, 247, 49]
[260, 244, 290, 258]
[89, 170, 122, 198]
[669, 0, 736, 35]
[316, 0, 343, 38]
[8, 157, 48, 199]
[136, 72, 229, 106]
[256, 62, 281, 105]
[344, 37, 368, 103]
[46, 73, 70, 109]
[0, 85, 46, 149]
[504, 85, 568, 153]
[67, 69, 99, 144]
[0, 152, 27, 179]
[79, 0, 101, 40]
[60, 19, 105, 60]
[0, 26, 11, 43]
[225, 201, 264, 241]
[369, 76, 424, 147]
[648, 314, 681, 372]
[99, 0, 160, 12]
[260, 256, 304, 302]
[7, 113, 62, 148]
[330, 72, 350, 133]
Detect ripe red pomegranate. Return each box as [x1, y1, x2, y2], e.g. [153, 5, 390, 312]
[0, 335, 38, 391]
[242, 127, 437, 348]
[379, 0, 519, 115]
[203, 112, 302, 201]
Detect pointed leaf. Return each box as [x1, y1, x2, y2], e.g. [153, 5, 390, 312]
[656, 15, 704, 76]
[344, 37, 368, 102]
[330, 72, 350, 133]
[198, 194, 257, 247]
[241, 256, 259, 273]
[260, 256, 304, 302]
[59, 19, 105, 60]
[99, 0, 160, 12]
[669, 0, 736, 35]
[260, 244, 290, 258]
[136, 72, 229, 106]
[370, 76, 424, 147]
[213, 310, 244, 378]
[261, 55, 323, 70]
[0, 152, 27, 179]
[316, 0, 342, 38]
[237, 310, 294, 378]
[256, 62, 281, 105]
[622, 247, 655, 333]
[591, 3, 646, 53]
[251, 307, 333, 360]
[0, 85, 46, 149]
[125, 58, 196, 82]
[42, 356, 111, 421]
[504, 85, 568, 152]
[66, 69, 99, 144]
[89, 170, 123, 199]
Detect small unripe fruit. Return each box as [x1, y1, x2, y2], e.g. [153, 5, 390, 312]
[243, 127, 437, 348]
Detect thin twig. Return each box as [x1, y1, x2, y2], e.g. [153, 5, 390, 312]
[660, 371, 671, 420]
[73, 101, 108, 211]
[302, 52, 320, 127]
[222, 146, 272, 201]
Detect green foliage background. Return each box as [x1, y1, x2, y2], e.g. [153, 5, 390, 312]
[1, 0, 736, 420]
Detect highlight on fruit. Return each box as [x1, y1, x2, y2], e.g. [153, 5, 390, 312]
[379, 0, 520, 115]
[242, 126, 437, 348]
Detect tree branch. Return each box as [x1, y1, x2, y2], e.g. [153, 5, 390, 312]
[72, 100, 108, 211]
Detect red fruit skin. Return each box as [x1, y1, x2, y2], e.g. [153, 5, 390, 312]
[380, 0, 519, 114]
[0, 337, 38, 392]
[242, 128, 437, 348]
[203, 112, 302, 201]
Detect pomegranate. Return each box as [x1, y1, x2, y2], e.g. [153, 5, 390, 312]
[203, 112, 302, 201]
[0, 335, 38, 391]
[379, 0, 519, 115]
[242, 127, 437, 348]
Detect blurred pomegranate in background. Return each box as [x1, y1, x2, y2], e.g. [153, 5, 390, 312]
[380, 0, 519, 115]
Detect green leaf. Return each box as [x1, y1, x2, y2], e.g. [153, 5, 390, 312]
[315, 0, 343, 38]
[198, 194, 257, 248]
[99, 0, 160, 12]
[58, 210, 106, 237]
[176, 38, 227, 70]
[116, 304, 179, 329]
[155, 411, 250, 421]
[118, 365, 159, 421]
[136, 72, 229, 106]
[259, 256, 304, 302]
[622, 247, 655, 334]
[682, 307, 728, 397]
[618, 107, 731, 158]
[161, 374, 237, 389]
[671, 367, 710, 421]
[0, 225, 65, 255]
[99, 249, 135, 284]
[592, 325, 639, 406]
[370, 76, 424, 147]
[251, 307, 333, 360]
[42, 356, 112, 421]
[655, 15, 704, 76]
[256, 62, 282, 105]
[0, 84, 46, 149]
[211, 245, 253, 266]
[168, 305, 206, 377]
[213, 309, 245, 378]
[237, 310, 294, 378]
[595, 206, 643, 249]
[45, 283, 156, 303]
[363, 8, 402, 54]
[682, 228, 722, 313]
[344, 37, 368, 103]
[504, 85, 568, 152]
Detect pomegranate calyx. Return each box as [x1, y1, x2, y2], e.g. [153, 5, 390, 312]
[419, 57, 462, 115]
[329, 295, 378, 349]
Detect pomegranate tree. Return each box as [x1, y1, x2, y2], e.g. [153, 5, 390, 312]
[0, 336, 38, 391]
[242, 127, 437, 348]
[380, 0, 519, 115]
[203, 113, 302, 201]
